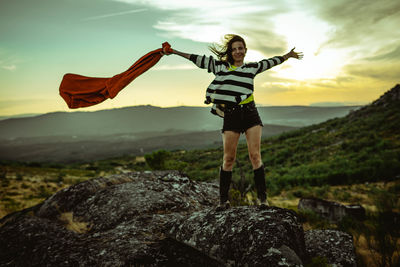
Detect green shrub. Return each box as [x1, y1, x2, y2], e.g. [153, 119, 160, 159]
[202, 161, 220, 170]
[145, 150, 170, 170]
[229, 188, 252, 206]
[315, 185, 330, 198]
[166, 160, 188, 171]
[266, 179, 281, 197]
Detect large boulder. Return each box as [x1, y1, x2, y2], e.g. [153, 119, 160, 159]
[298, 198, 365, 223]
[0, 171, 219, 266]
[1, 171, 358, 266]
[168, 206, 306, 266]
[304, 230, 357, 267]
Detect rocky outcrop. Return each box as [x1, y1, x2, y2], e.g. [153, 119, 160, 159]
[305, 230, 357, 267]
[169, 206, 306, 266]
[0, 171, 357, 266]
[372, 84, 400, 106]
[0, 171, 219, 266]
[298, 197, 365, 223]
[348, 84, 400, 121]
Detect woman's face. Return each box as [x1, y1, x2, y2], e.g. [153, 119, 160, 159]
[231, 41, 246, 64]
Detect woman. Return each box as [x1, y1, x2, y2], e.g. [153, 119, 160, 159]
[162, 34, 303, 209]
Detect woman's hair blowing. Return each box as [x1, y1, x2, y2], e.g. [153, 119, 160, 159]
[209, 34, 246, 65]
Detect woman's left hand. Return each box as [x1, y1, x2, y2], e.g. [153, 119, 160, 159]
[285, 48, 303, 60]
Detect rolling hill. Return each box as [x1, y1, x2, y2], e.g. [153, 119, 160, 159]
[0, 105, 358, 162]
[159, 84, 400, 189]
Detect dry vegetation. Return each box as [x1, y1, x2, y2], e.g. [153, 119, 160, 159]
[0, 165, 98, 218]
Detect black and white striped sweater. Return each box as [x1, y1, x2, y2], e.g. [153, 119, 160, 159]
[189, 54, 285, 117]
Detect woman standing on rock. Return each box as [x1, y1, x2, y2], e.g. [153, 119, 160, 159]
[162, 34, 303, 209]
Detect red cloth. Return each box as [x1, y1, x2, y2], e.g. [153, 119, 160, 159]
[59, 42, 172, 109]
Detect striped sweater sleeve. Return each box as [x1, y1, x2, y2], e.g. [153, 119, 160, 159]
[189, 54, 225, 74]
[255, 56, 285, 75]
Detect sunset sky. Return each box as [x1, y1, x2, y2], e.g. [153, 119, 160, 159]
[1, 0, 399, 116]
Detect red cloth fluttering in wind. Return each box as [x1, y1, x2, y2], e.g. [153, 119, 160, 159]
[59, 42, 172, 109]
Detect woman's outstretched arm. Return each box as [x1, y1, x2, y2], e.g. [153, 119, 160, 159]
[172, 49, 191, 59]
[161, 46, 223, 74]
[161, 47, 190, 59]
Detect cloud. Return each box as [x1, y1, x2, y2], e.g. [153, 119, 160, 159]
[238, 28, 287, 55]
[260, 83, 296, 94]
[344, 63, 400, 82]
[1, 65, 16, 71]
[305, 0, 400, 51]
[81, 8, 147, 21]
[365, 45, 400, 62]
[113, 0, 291, 55]
[0, 48, 23, 72]
[115, 0, 266, 11]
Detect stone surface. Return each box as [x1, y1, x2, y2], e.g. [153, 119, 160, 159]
[169, 206, 306, 266]
[1, 171, 358, 266]
[304, 230, 357, 267]
[0, 171, 219, 266]
[161, 237, 226, 266]
[298, 198, 365, 223]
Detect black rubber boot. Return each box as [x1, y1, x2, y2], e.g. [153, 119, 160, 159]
[217, 167, 232, 211]
[254, 165, 268, 208]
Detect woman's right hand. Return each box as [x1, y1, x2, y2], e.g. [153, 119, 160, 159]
[160, 47, 173, 56]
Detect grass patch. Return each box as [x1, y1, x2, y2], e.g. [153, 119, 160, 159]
[59, 212, 92, 233]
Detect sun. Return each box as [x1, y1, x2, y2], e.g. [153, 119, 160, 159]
[270, 10, 349, 81]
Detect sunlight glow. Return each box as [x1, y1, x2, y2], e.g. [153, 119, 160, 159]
[273, 11, 349, 80]
[277, 49, 347, 80]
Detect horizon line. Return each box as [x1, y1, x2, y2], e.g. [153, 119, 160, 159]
[0, 103, 365, 119]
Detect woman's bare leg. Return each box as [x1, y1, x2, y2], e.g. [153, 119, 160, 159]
[222, 130, 241, 171]
[245, 125, 263, 169]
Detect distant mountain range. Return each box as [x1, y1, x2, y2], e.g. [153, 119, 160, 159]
[0, 105, 359, 139]
[0, 105, 360, 162]
[0, 113, 40, 121]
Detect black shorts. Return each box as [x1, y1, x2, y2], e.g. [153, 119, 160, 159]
[221, 101, 263, 133]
